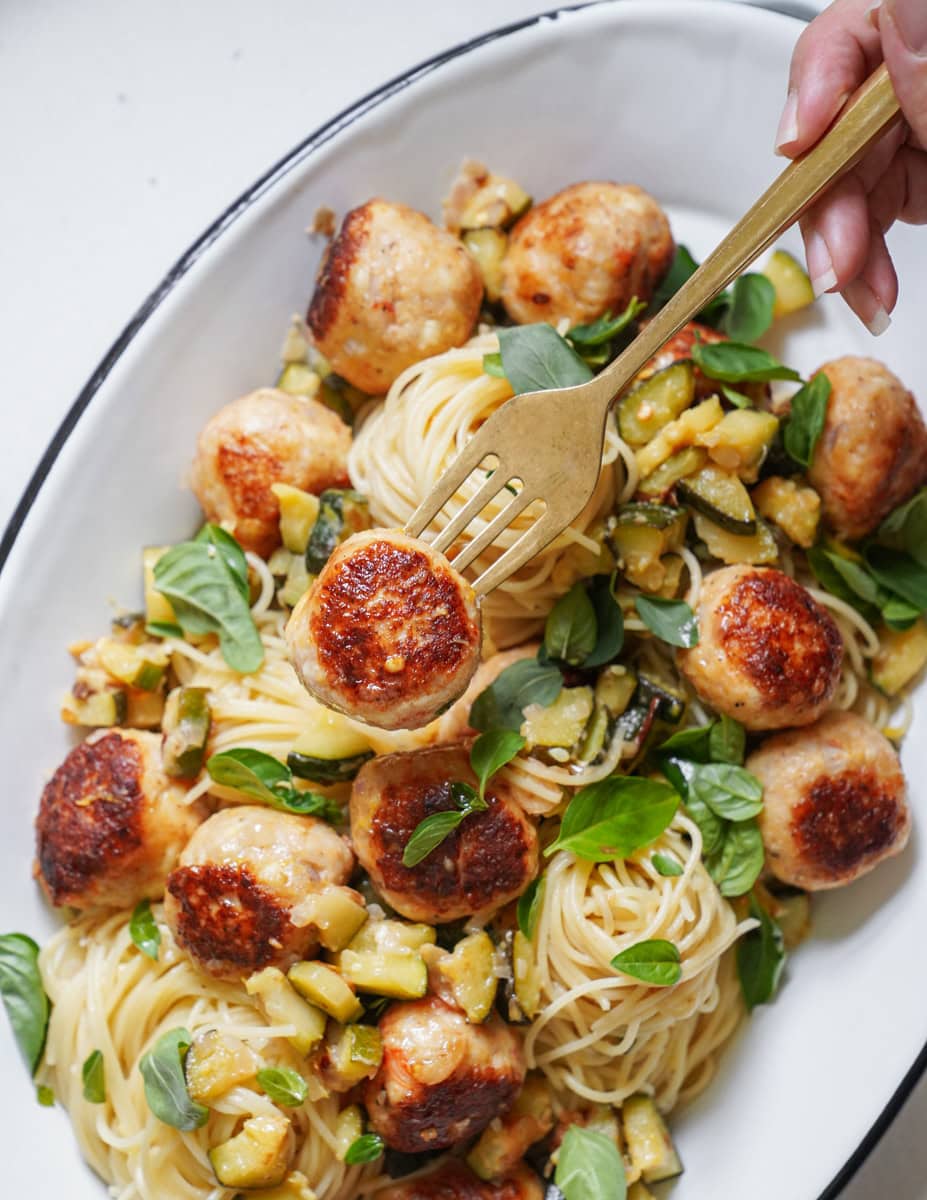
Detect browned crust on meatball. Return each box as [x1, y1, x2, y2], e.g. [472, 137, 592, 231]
[717, 570, 843, 710]
[310, 538, 480, 709]
[165, 863, 297, 974]
[217, 434, 284, 520]
[307, 203, 371, 343]
[36, 733, 146, 907]
[379, 1161, 538, 1200]
[791, 768, 908, 880]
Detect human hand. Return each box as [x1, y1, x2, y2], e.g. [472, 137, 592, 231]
[775, 0, 927, 334]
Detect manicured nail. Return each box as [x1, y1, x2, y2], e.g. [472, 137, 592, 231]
[775, 90, 799, 153]
[806, 231, 838, 296]
[888, 0, 927, 54]
[843, 279, 892, 335]
[865, 2, 881, 30]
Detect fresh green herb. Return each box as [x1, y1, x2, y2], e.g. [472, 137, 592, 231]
[684, 794, 727, 857]
[611, 939, 682, 986]
[555, 1125, 627, 1200]
[783, 374, 830, 467]
[482, 352, 505, 377]
[36, 1085, 55, 1107]
[139, 1027, 208, 1131]
[865, 546, 927, 612]
[194, 523, 250, 600]
[146, 620, 184, 639]
[721, 274, 776, 343]
[546, 777, 679, 861]
[517, 874, 547, 940]
[129, 900, 161, 962]
[585, 574, 625, 668]
[635, 595, 699, 648]
[153, 528, 263, 674]
[345, 1133, 385, 1165]
[721, 385, 754, 409]
[709, 715, 746, 765]
[496, 324, 593, 394]
[881, 596, 922, 629]
[806, 547, 881, 626]
[544, 582, 597, 666]
[402, 794, 487, 868]
[567, 297, 645, 347]
[305, 489, 370, 575]
[691, 341, 801, 384]
[649, 245, 698, 313]
[657, 724, 713, 762]
[707, 819, 765, 897]
[690, 763, 763, 821]
[651, 853, 684, 877]
[470, 730, 526, 802]
[469, 658, 563, 732]
[206, 748, 340, 821]
[257, 1066, 308, 1107]
[879, 488, 927, 567]
[737, 893, 786, 1009]
[0, 933, 50, 1073]
[82, 1050, 106, 1104]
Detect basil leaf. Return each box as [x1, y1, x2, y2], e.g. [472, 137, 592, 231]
[568, 297, 645, 348]
[206, 748, 338, 821]
[471, 730, 526, 801]
[649, 245, 698, 313]
[721, 273, 776, 343]
[497, 324, 593, 394]
[865, 545, 927, 612]
[139, 1027, 208, 1131]
[36, 1085, 55, 1107]
[0, 933, 50, 1073]
[721, 384, 753, 409]
[555, 1125, 627, 1200]
[783, 374, 831, 467]
[882, 595, 922, 630]
[879, 487, 927, 567]
[635, 595, 699, 648]
[402, 790, 488, 868]
[684, 796, 727, 857]
[584, 575, 625, 668]
[691, 341, 801, 384]
[82, 1050, 106, 1104]
[709, 715, 746, 765]
[827, 553, 883, 606]
[611, 939, 682, 986]
[154, 539, 263, 674]
[652, 853, 684, 877]
[129, 899, 161, 962]
[658, 724, 713, 763]
[194, 523, 250, 601]
[708, 819, 765, 897]
[690, 763, 763, 821]
[545, 582, 597, 666]
[257, 1066, 308, 1107]
[806, 547, 881, 625]
[469, 658, 563, 733]
[517, 874, 546, 940]
[737, 893, 786, 1010]
[345, 1133, 385, 1165]
[483, 352, 505, 378]
[146, 620, 184, 639]
[546, 777, 679, 861]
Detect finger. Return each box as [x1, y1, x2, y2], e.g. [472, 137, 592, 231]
[868, 144, 927, 228]
[776, 0, 883, 156]
[882, 0, 927, 148]
[841, 224, 897, 334]
[852, 121, 908, 193]
[799, 173, 872, 294]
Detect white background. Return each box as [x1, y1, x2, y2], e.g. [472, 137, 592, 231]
[1, 0, 925, 1195]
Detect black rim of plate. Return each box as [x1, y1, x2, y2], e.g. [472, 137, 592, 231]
[1, 1, 923, 1195]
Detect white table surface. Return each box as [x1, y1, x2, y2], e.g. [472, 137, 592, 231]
[1, 0, 925, 1196]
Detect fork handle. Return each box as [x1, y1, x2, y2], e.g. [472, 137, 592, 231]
[589, 63, 902, 405]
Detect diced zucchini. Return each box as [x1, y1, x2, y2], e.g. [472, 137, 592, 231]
[611, 503, 688, 591]
[276, 363, 320, 398]
[288, 961, 363, 1024]
[463, 229, 508, 304]
[245, 968, 327, 1055]
[98, 639, 168, 690]
[125, 689, 166, 729]
[628, 1182, 657, 1200]
[316, 1025, 383, 1092]
[697, 410, 779, 481]
[291, 886, 368, 952]
[577, 703, 609, 763]
[677, 466, 756, 535]
[618, 363, 696, 447]
[271, 484, 321, 555]
[459, 175, 532, 231]
[209, 1114, 292, 1189]
[636, 447, 708, 499]
[512, 931, 541, 1018]
[466, 1074, 554, 1180]
[585, 1105, 623, 1147]
[162, 686, 211, 778]
[635, 396, 723, 479]
[286, 703, 373, 784]
[317, 374, 366, 425]
[185, 1030, 259, 1103]
[618, 673, 686, 747]
[622, 1095, 683, 1183]
[304, 490, 371, 575]
[871, 619, 927, 696]
[335, 949, 428, 1000]
[109, 612, 147, 644]
[772, 889, 811, 950]
[521, 686, 594, 750]
[656, 553, 685, 599]
[61, 687, 127, 727]
[334, 1105, 364, 1162]
[752, 476, 821, 548]
[278, 556, 313, 608]
[142, 546, 177, 627]
[346, 918, 435, 955]
[433, 932, 498, 1023]
[764, 249, 815, 318]
[693, 513, 778, 565]
[595, 666, 638, 719]
[246, 1171, 317, 1200]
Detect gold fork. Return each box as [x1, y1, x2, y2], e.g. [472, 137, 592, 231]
[404, 64, 901, 596]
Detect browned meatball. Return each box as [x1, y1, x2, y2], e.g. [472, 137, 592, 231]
[501, 182, 673, 327]
[678, 565, 843, 731]
[307, 199, 483, 394]
[351, 742, 538, 923]
[164, 806, 355, 980]
[750, 711, 910, 890]
[364, 996, 526, 1153]
[808, 357, 927, 541]
[378, 1161, 543, 1200]
[190, 388, 351, 558]
[286, 530, 482, 731]
[35, 730, 204, 910]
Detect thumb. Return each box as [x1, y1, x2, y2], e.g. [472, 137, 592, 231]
[882, 0, 927, 146]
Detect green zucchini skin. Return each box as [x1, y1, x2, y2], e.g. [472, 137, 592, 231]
[287, 750, 375, 784]
[676, 467, 756, 535]
[304, 489, 371, 575]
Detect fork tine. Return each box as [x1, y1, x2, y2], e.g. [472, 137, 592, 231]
[429, 470, 510, 556]
[404, 439, 499, 539]
[451, 486, 537, 573]
[471, 508, 560, 596]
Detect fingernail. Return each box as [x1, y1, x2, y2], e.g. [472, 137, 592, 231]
[843, 279, 892, 335]
[775, 90, 799, 154]
[865, 2, 881, 30]
[806, 232, 838, 296]
[888, 0, 927, 54]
